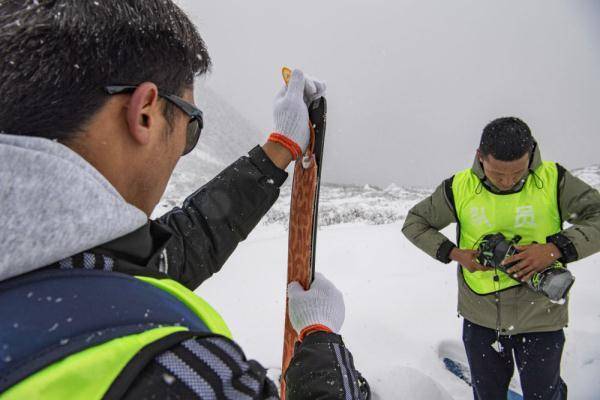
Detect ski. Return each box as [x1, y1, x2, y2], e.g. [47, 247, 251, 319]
[280, 67, 328, 399]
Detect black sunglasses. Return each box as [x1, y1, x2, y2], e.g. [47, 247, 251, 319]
[104, 85, 203, 156]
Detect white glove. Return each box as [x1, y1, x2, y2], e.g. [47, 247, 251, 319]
[287, 272, 345, 335]
[302, 72, 327, 105]
[271, 69, 327, 159]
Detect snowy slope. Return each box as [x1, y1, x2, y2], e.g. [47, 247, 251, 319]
[260, 164, 600, 228]
[158, 87, 600, 226]
[155, 85, 263, 214]
[186, 168, 600, 399]
[196, 223, 600, 399]
[263, 183, 429, 226]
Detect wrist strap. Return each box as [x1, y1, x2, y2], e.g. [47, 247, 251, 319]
[268, 133, 302, 160]
[298, 324, 333, 342]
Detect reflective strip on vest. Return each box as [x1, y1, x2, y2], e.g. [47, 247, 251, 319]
[452, 161, 561, 295]
[0, 277, 230, 400]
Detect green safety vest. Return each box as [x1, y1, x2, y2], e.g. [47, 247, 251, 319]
[452, 161, 562, 295]
[1, 277, 231, 400]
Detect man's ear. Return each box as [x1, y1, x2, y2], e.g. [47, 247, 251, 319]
[476, 148, 484, 164]
[126, 82, 160, 146]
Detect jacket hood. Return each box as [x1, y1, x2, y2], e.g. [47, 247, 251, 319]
[471, 140, 543, 192]
[0, 134, 148, 281]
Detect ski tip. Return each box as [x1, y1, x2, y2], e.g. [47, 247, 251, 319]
[282, 67, 292, 85]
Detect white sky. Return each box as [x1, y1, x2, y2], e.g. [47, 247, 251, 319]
[177, 0, 600, 188]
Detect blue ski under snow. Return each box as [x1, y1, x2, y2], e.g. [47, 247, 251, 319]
[443, 357, 523, 400]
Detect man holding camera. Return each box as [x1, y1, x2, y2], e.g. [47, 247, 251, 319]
[402, 117, 600, 399]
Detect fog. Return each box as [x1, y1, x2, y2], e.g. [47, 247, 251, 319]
[177, 0, 600, 188]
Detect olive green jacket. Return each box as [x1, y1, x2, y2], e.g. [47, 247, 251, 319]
[402, 143, 600, 334]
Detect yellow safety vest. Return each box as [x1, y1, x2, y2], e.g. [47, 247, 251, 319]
[452, 161, 562, 295]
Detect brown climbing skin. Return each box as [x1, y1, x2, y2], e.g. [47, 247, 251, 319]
[281, 154, 318, 399]
[279, 67, 325, 399]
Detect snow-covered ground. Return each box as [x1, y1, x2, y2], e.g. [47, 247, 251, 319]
[262, 183, 430, 226]
[196, 222, 600, 399]
[186, 167, 600, 399]
[159, 90, 600, 397]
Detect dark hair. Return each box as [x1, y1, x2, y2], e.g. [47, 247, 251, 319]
[479, 117, 534, 161]
[0, 0, 211, 140]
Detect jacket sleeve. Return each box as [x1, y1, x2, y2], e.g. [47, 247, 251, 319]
[156, 146, 288, 290]
[547, 167, 600, 263]
[124, 333, 368, 400]
[285, 332, 369, 400]
[123, 335, 280, 400]
[401, 178, 458, 263]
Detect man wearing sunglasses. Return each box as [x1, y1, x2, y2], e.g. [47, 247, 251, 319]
[0, 1, 368, 399]
[104, 85, 205, 157]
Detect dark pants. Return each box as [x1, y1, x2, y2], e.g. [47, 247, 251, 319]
[462, 320, 567, 400]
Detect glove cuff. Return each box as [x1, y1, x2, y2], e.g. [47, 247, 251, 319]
[436, 240, 456, 264]
[298, 324, 333, 342]
[546, 233, 579, 264]
[268, 133, 302, 160]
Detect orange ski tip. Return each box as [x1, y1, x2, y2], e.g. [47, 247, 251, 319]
[282, 67, 292, 85]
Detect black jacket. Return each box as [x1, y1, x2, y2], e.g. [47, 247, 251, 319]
[73, 146, 368, 399]
[96, 146, 288, 289]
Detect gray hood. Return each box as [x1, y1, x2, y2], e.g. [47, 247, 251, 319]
[0, 134, 148, 281]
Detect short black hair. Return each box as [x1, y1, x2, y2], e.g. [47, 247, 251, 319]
[0, 0, 211, 140]
[479, 117, 534, 161]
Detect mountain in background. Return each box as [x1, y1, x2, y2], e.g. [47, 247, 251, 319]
[156, 89, 600, 225]
[155, 85, 263, 216]
[263, 183, 430, 227]
[263, 165, 600, 227]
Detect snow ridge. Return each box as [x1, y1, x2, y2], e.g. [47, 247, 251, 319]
[158, 96, 600, 227]
[263, 183, 429, 226]
[261, 164, 600, 227]
[155, 85, 263, 216]
[160, 159, 600, 225]
[572, 164, 600, 189]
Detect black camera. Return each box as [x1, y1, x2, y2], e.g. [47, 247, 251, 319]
[477, 233, 522, 270]
[476, 233, 575, 302]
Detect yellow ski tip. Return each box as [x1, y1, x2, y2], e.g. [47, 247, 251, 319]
[282, 67, 292, 85]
